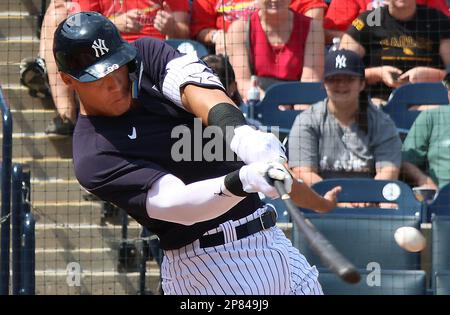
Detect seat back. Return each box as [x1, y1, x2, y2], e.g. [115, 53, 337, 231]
[292, 179, 422, 270]
[319, 269, 426, 295]
[383, 83, 449, 133]
[253, 82, 326, 134]
[165, 39, 209, 58]
[431, 216, 450, 273]
[434, 271, 450, 295]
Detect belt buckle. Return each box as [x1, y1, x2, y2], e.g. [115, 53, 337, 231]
[259, 208, 277, 230]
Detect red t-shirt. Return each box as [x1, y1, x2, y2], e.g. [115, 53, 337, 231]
[250, 10, 311, 80]
[325, 0, 450, 31]
[74, 0, 190, 42]
[191, 0, 326, 38]
[290, 0, 328, 14]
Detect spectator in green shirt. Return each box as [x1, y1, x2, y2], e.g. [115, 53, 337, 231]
[401, 62, 450, 190]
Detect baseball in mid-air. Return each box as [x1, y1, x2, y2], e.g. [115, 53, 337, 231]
[394, 227, 426, 252]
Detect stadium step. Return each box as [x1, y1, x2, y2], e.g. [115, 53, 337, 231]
[0, 0, 44, 16]
[31, 201, 106, 225]
[1, 84, 54, 111]
[34, 223, 142, 250]
[35, 268, 161, 295]
[34, 246, 155, 271]
[30, 179, 89, 203]
[0, 62, 21, 85]
[11, 109, 59, 134]
[0, 38, 40, 63]
[2, 132, 72, 158]
[0, 13, 39, 39]
[13, 157, 75, 179]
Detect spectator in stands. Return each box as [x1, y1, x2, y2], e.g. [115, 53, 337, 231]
[339, 0, 450, 105]
[35, 0, 190, 135]
[401, 62, 450, 190]
[226, 0, 324, 100]
[32, 0, 78, 135]
[288, 50, 402, 187]
[191, 0, 327, 54]
[75, 0, 190, 41]
[201, 54, 243, 105]
[324, 0, 450, 43]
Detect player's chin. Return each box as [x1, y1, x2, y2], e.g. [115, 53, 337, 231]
[107, 100, 132, 116]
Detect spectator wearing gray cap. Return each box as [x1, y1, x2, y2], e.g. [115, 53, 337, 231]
[288, 50, 402, 196]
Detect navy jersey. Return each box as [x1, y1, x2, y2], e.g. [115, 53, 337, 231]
[73, 38, 263, 250]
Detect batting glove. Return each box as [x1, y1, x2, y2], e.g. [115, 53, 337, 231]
[239, 161, 292, 199]
[230, 125, 287, 165]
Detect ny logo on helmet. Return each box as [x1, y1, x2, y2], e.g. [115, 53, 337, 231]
[335, 55, 347, 69]
[92, 39, 109, 58]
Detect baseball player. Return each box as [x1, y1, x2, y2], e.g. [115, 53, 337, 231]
[53, 12, 341, 295]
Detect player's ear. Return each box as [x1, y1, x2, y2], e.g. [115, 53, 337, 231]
[59, 72, 74, 86]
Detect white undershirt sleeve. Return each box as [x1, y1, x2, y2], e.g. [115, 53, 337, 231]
[146, 174, 245, 226]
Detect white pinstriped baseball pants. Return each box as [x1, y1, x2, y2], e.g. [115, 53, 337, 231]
[161, 206, 323, 295]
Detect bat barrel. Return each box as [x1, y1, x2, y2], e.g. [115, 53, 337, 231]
[273, 180, 360, 284]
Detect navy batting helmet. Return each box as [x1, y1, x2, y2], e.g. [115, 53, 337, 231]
[53, 11, 137, 82]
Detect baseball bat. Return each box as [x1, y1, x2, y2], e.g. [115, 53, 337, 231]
[273, 180, 361, 284]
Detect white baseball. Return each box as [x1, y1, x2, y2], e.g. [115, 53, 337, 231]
[394, 227, 426, 252]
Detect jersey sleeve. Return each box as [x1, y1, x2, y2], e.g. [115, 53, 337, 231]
[72, 0, 102, 12]
[289, 0, 328, 15]
[191, 0, 218, 38]
[288, 109, 320, 169]
[133, 37, 225, 108]
[345, 10, 372, 49]
[324, 0, 361, 31]
[75, 150, 168, 221]
[370, 110, 403, 169]
[401, 111, 432, 168]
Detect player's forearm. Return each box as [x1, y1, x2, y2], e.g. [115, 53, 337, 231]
[289, 179, 335, 213]
[146, 174, 245, 226]
[291, 167, 323, 187]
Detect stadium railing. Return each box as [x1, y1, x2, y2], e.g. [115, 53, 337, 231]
[427, 183, 450, 294]
[0, 86, 13, 295]
[0, 87, 35, 295]
[11, 164, 35, 295]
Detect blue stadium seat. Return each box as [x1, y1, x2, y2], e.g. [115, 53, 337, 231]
[434, 271, 450, 295]
[428, 184, 450, 290]
[165, 39, 209, 58]
[292, 179, 423, 270]
[252, 82, 326, 135]
[319, 269, 426, 295]
[382, 83, 449, 135]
